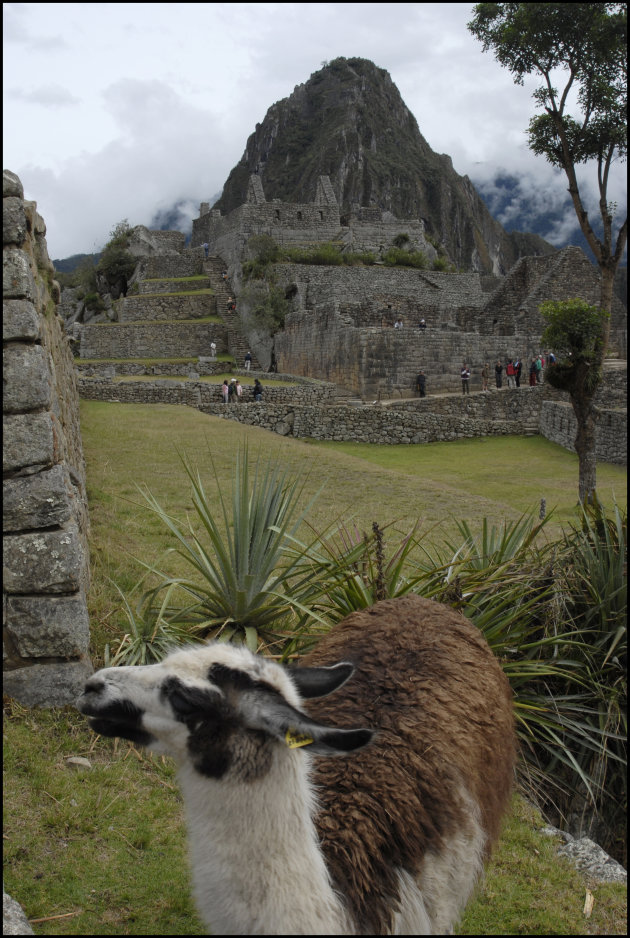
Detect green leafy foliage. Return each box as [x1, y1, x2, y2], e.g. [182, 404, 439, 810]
[540, 298, 609, 395]
[468, 3, 627, 294]
[382, 246, 429, 268]
[96, 219, 136, 290]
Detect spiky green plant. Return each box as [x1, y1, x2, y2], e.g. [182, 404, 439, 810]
[136, 446, 321, 653]
[104, 579, 200, 666]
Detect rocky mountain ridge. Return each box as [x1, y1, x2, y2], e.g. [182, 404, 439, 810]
[213, 56, 555, 276]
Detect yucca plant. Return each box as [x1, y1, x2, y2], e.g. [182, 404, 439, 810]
[136, 445, 322, 654]
[104, 579, 200, 666]
[405, 509, 625, 834]
[548, 500, 627, 861]
[274, 519, 428, 658]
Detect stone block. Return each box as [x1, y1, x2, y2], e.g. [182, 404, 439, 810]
[3, 196, 28, 246]
[6, 593, 90, 658]
[3, 412, 55, 472]
[2, 246, 36, 300]
[3, 464, 74, 532]
[3, 170, 24, 199]
[3, 890, 34, 935]
[3, 298, 41, 340]
[2, 343, 51, 413]
[3, 658, 93, 708]
[3, 523, 84, 594]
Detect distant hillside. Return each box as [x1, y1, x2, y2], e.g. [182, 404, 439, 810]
[52, 252, 100, 274]
[213, 56, 555, 275]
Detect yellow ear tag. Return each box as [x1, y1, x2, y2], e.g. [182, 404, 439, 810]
[285, 728, 314, 749]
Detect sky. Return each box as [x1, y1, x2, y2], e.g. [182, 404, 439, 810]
[3, 2, 627, 261]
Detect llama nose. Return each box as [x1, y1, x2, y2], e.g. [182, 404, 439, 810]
[83, 677, 106, 696]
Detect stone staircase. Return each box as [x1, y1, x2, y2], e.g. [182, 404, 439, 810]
[203, 256, 262, 369]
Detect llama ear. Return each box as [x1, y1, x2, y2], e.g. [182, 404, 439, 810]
[240, 687, 373, 756]
[289, 662, 355, 699]
[286, 722, 374, 756]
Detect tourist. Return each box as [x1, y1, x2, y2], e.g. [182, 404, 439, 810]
[529, 359, 537, 386]
[461, 363, 471, 394]
[418, 318, 426, 330]
[548, 350, 556, 365]
[235, 380, 243, 402]
[394, 318, 404, 329]
[495, 360, 503, 389]
[202, 242, 209, 259]
[228, 378, 238, 403]
[506, 358, 516, 389]
[416, 371, 426, 397]
[221, 269, 228, 281]
[244, 351, 252, 371]
[535, 355, 543, 384]
[254, 378, 263, 402]
[515, 357, 522, 387]
[221, 379, 229, 403]
[481, 362, 489, 392]
[226, 296, 236, 311]
[210, 341, 217, 360]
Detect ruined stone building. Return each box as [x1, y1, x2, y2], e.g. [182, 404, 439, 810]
[193, 175, 626, 398]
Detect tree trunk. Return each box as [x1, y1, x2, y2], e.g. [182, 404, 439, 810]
[570, 364, 598, 505]
[599, 265, 615, 353]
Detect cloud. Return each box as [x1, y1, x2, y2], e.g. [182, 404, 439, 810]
[7, 84, 80, 107]
[19, 78, 238, 258]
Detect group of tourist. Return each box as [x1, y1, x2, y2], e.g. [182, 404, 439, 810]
[456, 354, 555, 395]
[221, 377, 263, 403]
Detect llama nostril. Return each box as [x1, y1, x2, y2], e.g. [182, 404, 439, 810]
[83, 678, 106, 696]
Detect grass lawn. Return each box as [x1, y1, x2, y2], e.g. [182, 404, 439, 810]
[3, 400, 626, 935]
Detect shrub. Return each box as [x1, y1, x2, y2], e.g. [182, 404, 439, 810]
[393, 233, 411, 248]
[382, 247, 429, 269]
[97, 219, 136, 292]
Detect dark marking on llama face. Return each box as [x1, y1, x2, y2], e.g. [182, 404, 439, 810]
[83, 697, 154, 747]
[162, 674, 271, 780]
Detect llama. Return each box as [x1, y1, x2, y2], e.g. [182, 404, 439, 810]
[77, 594, 516, 935]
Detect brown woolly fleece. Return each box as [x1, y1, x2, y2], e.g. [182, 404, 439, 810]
[300, 594, 516, 935]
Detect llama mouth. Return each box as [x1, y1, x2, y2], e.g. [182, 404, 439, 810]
[87, 715, 154, 747]
[77, 697, 154, 746]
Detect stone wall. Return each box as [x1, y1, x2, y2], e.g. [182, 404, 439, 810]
[80, 320, 225, 359]
[3, 170, 92, 706]
[540, 401, 627, 465]
[131, 250, 204, 280]
[275, 304, 547, 397]
[77, 373, 625, 463]
[118, 292, 216, 322]
[78, 375, 337, 407]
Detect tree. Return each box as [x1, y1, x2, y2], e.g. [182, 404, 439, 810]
[96, 219, 136, 298]
[540, 299, 609, 503]
[468, 2, 627, 502]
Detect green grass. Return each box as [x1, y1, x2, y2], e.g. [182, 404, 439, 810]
[138, 289, 214, 297]
[458, 797, 627, 935]
[3, 700, 205, 936]
[316, 435, 627, 530]
[4, 401, 626, 934]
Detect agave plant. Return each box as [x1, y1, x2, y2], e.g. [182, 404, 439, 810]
[104, 579, 200, 667]
[136, 445, 322, 653]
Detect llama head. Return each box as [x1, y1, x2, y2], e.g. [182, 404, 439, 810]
[77, 642, 373, 781]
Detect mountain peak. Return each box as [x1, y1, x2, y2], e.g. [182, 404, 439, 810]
[213, 57, 555, 274]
